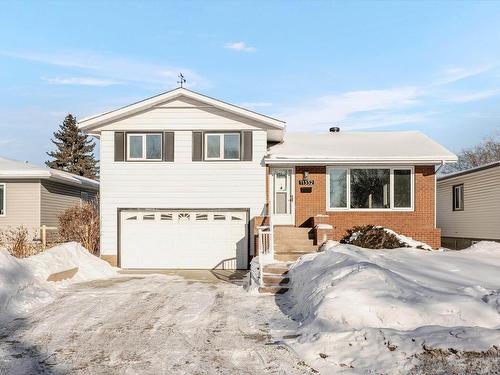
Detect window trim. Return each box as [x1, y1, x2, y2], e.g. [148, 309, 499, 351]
[0, 183, 5, 217]
[126, 133, 163, 161]
[326, 166, 415, 212]
[204, 132, 241, 161]
[452, 184, 464, 211]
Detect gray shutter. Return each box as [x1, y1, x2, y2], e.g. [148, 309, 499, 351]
[163, 132, 174, 162]
[114, 132, 125, 161]
[242, 131, 253, 161]
[192, 132, 203, 161]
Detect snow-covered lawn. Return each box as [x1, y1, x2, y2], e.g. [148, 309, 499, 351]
[281, 241, 500, 374]
[0, 245, 313, 374]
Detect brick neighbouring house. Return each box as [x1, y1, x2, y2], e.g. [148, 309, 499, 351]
[78, 88, 456, 270]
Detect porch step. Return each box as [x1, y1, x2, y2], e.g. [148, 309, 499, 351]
[258, 286, 289, 294]
[275, 252, 312, 262]
[262, 263, 290, 275]
[262, 274, 290, 286]
[273, 226, 317, 254]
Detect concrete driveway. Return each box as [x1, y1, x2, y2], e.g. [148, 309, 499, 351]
[0, 271, 315, 374]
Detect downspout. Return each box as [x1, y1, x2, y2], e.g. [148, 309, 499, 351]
[434, 160, 446, 236]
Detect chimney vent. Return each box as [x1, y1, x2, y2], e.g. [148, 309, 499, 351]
[329, 126, 340, 133]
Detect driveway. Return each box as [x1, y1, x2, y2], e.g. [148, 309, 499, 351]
[0, 271, 316, 374]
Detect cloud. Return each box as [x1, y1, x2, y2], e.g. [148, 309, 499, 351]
[436, 64, 494, 85]
[2, 50, 210, 89]
[281, 87, 422, 130]
[446, 88, 500, 103]
[224, 41, 256, 52]
[42, 76, 120, 86]
[239, 102, 272, 109]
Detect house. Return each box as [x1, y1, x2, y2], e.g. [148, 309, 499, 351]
[78, 88, 456, 269]
[0, 157, 99, 239]
[437, 161, 500, 249]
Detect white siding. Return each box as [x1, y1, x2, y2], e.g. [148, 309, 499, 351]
[437, 166, 500, 239]
[100, 97, 272, 131]
[100, 128, 267, 257]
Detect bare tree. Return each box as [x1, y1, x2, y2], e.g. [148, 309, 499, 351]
[443, 133, 500, 174]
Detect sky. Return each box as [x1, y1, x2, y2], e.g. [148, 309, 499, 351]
[1, 0, 500, 165]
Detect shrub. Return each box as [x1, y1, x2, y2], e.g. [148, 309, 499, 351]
[340, 225, 408, 249]
[58, 198, 100, 255]
[0, 226, 40, 258]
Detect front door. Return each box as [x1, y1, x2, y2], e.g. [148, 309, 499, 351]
[270, 168, 294, 225]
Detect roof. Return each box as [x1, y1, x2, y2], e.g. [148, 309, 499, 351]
[78, 87, 286, 132]
[266, 131, 457, 165]
[437, 160, 500, 181]
[0, 157, 99, 189]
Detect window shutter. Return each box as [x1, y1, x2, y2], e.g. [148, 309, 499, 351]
[242, 131, 253, 161]
[192, 131, 203, 161]
[163, 132, 175, 162]
[114, 132, 125, 161]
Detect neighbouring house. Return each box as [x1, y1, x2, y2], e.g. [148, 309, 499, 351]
[437, 161, 500, 249]
[0, 157, 99, 240]
[78, 88, 456, 270]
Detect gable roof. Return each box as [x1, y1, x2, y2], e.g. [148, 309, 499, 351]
[78, 87, 286, 132]
[266, 131, 457, 165]
[437, 160, 500, 181]
[0, 157, 99, 189]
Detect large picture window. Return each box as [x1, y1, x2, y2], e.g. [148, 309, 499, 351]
[127, 133, 162, 161]
[327, 167, 413, 210]
[0, 183, 5, 216]
[205, 133, 240, 160]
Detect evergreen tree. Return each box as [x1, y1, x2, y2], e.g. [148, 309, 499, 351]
[46, 114, 99, 179]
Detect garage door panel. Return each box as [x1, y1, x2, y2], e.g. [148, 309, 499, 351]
[120, 210, 248, 269]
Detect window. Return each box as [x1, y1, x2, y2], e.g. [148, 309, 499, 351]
[214, 214, 226, 221]
[453, 184, 464, 211]
[204, 133, 240, 160]
[394, 169, 412, 208]
[127, 134, 162, 160]
[160, 213, 173, 221]
[0, 183, 4, 216]
[327, 167, 413, 210]
[143, 214, 155, 220]
[329, 168, 347, 208]
[351, 169, 390, 209]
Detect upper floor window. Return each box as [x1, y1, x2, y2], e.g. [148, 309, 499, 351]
[205, 133, 240, 160]
[327, 167, 413, 210]
[0, 183, 5, 216]
[453, 184, 464, 211]
[127, 133, 162, 161]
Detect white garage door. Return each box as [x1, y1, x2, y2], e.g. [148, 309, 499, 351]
[120, 210, 248, 269]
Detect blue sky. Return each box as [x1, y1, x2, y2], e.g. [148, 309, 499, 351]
[1, 1, 500, 165]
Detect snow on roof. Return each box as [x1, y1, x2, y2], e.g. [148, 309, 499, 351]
[0, 157, 99, 189]
[437, 160, 500, 181]
[266, 131, 457, 164]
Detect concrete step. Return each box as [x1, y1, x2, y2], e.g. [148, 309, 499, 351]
[262, 263, 290, 275]
[275, 246, 317, 254]
[275, 252, 311, 262]
[262, 275, 290, 286]
[258, 286, 289, 294]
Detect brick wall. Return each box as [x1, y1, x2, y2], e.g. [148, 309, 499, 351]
[293, 165, 441, 249]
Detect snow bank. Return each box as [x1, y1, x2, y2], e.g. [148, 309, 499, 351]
[283, 241, 500, 373]
[0, 242, 116, 321]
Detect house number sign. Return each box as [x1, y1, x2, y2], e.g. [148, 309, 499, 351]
[299, 179, 314, 186]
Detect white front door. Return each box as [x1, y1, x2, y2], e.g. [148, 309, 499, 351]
[270, 168, 294, 225]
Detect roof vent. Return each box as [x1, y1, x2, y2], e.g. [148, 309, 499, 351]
[329, 126, 340, 133]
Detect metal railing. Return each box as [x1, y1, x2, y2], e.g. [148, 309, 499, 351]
[257, 215, 274, 283]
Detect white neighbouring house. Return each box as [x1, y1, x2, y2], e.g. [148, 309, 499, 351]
[78, 88, 456, 270]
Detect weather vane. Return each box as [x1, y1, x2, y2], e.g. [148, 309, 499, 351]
[177, 73, 186, 88]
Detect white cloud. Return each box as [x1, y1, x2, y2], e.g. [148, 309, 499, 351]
[281, 87, 421, 130]
[446, 88, 500, 103]
[436, 64, 494, 85]
[224, 41, 256, 52]
[2, 50, 210, 90]
[239, 102, 272, 109]
[42, 76, 120, 86]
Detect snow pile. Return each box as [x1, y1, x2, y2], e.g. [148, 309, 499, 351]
[0, 242, 116, 321]
[283, 241, 500, 374]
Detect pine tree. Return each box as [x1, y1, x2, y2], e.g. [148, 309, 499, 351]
[46, 114, 99, 179]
